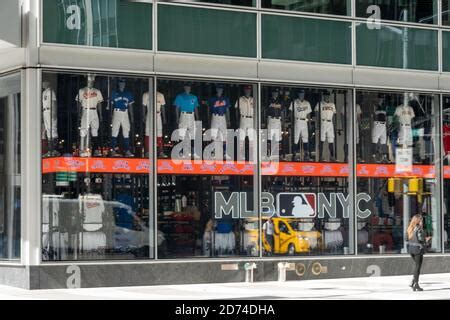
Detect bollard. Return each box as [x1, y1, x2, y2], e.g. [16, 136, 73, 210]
[244, 263, 257, 283]
[277, 262, 290, 282]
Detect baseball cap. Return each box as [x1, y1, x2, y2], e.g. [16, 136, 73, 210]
[297, 89, 306, 94]
[322, 90, 331, 96]
[118, 78, 126, 83]
[215, 83, 224, 89]
[244, 85, 252, 90]
[272, 88, 280, 93]
[184, 81, 193, 87]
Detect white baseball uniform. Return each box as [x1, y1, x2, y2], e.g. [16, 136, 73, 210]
[111, 90, 134, 139]
[235, 96, 255, 142]
[289, 99, 312, 144]
[42, 88, 58, 139]
[355, 104, 362, 144]
[395, 104, 415, 146]
[79, 193, 105, 232]
[317, 101, 336, 143]
[178, 113, 196, 140]
[143, 91, 166, 138]
[211, 114, 228, 142]
[267, 100, 283, 142]
[372, 105, 388, 144]
[76, 87, 104, 137]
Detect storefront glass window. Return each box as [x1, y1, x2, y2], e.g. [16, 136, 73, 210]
[261, 14, 351, 64]
[43, 0, 152, 50]
[261, 85, 354, 256]
[159, 0, 255, 7]
[156, 79, 258, 259]
[0, 73, 21, 260]
[356, 22, 438, 71]
[356, 0, 437, 24]
[41, 71, 154, 261]
[158, 5, 256, 58]
[261, 0, 350, 16]
[443, 95, 450, 252]
[443, 1, 450, 26]
[444, 32, 450, 73]
[356, 90, 441, 254]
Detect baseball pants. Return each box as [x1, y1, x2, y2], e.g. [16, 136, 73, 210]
[321, 120, 335, 143]
[43, 110, 58, 139]
[268, 117, 282, 142]
[211, 114, 227, 142]
[372, 122, 387, 144]
[145, 113, 163, 138]
[112, 110, 130, 138]
[294, 119, 308, 144]
[398, 124, 413, 146]
[80, 109, 99, 137]
[178, 113, 196, 140]
[239, 117, 255, 142]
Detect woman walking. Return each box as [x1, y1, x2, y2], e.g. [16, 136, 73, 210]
[406, 214, 431, 292]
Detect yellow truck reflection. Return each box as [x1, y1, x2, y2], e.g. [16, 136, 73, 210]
[243, 217, 322, 255]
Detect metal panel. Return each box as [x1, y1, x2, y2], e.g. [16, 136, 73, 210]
[0, 49, 25, 73]
[38, 45, 155, 73]
[154, 53, 258, 79]
[353, 68, 440, 91]
[439, 74, 450, 91]
[258, 60, 353, 86]
[0, 0, 21, 48]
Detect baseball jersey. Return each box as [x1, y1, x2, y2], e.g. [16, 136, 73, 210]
[317, 102, 336, 121]
[76, 87, 104, 109]
[174, 93, 199, 113]
[42, 88, 57, 111]
[235, 96, 254, 117]
[111, 90, 135, 111]
[142, 91, 166, 113]
[374, 104, 387, 122]
[209, 96, 231, 116]
[267, 98, 284, 118]
[394, 105, 415, 125]
[289, 99, 312, 119]
[79, 193, 105, 232]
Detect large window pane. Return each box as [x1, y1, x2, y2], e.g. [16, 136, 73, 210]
[43, 0, 152, 50]
[261, 85, 354, 257]
[156, 79, 258, 258]
[356, 90, 440, 254]
[159, 0, 255, 7]
[356, 0, 437, 24]
[158, 5, 256, 58]
[262, 14, 351, 64]
[41, 72, 153, 261]
[261, 0, 350, 16]
[444, 32, 450, 72]
[356, 22, 438, 71]
[0, 73, 21, 260]
[443, 1, 450, 26]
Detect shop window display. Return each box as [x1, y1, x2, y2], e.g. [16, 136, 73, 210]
[260, 85, 353, 256]
[156, 79, 257, 258]
[443, 96, 450, 252]
[0, 73, 21, 260]
[41, 72, 153, 261]
[356, 90, 440, 255]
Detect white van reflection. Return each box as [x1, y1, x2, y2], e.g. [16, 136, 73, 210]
[42, 196, 160, 260]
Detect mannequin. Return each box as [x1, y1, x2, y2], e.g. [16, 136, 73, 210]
[343, 98, 362, 162]
[317, 91, 336, 162]
[110, 79, 135, 157]
[267, 89, 284, 160]
[372, 94, 389, 163]
[174, 82, 200, 158]
[142, 90, 167, 158]
[42, 80, 60, 157]
[235, 85, 254, 161]
[208, 84, 231, 159]
[75, 74, 104, 157]
[289, 89, 311, 161]
[395, 93, 415, 148]
[408, 92, 426, 162]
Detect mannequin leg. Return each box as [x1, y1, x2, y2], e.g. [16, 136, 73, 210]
[344, 143, 348, 162]
[303, 143, 309, 161]
[319, 141, 324, 162]
[91, 136, 99, 156]
[329, 143, 335, 162]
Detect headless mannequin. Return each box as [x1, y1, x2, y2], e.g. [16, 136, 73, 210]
[236, 86, 254, 161]
[42, 80, 60, 157]
[175, 85, 200, 159]
[319, 93, 336, 162]
[111, 80, 134, 157]
[209, 86, 231, 160]
[372, 96, 389, 163]
[267, 90, 283, 159]
[293, 91, 311, 161]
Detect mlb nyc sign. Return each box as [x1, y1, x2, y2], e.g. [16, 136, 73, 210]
[214, 192, 372, 219]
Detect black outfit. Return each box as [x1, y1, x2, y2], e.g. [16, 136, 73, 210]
[408, 226, 426, 289]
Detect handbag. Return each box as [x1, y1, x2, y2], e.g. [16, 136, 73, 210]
[407, 242, 423, 255]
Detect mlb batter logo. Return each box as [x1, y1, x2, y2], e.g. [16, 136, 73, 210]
[276, 193, 316, 218]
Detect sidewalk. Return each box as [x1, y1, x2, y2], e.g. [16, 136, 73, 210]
[1, 273, 450, 300]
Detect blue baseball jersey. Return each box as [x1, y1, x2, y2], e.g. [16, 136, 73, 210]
[174, 93, 199, 112]
[209, 96, 230, 116]
[111, 91, 135, 111]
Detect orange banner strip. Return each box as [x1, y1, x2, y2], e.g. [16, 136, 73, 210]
[42, 157, 448, 178]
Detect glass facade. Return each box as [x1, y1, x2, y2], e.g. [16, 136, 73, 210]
[356, 22, 438, 71]
[261, 0, 350, 16]
[356, 0, 437, 24]
[261, 15, 351, 64]
[43, 0, 153, 50]
[0, 73, 21, 260]
[444, 32, 450, 72]
[444, 95, 450, 252]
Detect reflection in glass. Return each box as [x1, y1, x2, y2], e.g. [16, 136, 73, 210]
[0, 73, 21, 260]
[262, 0, 350, 16]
